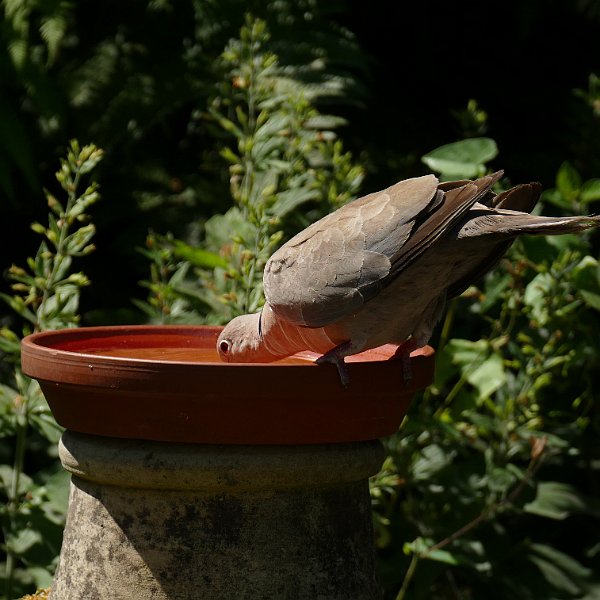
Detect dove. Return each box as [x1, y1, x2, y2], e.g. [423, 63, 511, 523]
[217, 171, 600, 385]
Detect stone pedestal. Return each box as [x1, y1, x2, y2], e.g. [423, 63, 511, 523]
[50, 430, 385, 600]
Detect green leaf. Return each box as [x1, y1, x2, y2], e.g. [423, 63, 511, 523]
[524, 272, 553, 325]
[210, 110, 244, 138]
[466, 352, 505, 399]
[581, 582, 600, 600]
[571, 255, 600, 311]
[27, 566, 54, 589]
[525, 482, 592, 520]
[556, 161, 582, 198]
[404, 537, 461, 565]
[571, 256, 600, 292]
[40, 468, 70, 522]
[422, 137, 498, 179]
[487, 465, 517, 494]
[403, 536, 429, 556]
[542, 188, 572, 209]
[0, 382, 18, 403]
[8, 38, 28, 70]
[529, 543, 591, 595]
[171, 240, 228, 269]
[219, 147, 239, 164]
[0, 464, 33, 496]
[579, 289, 600, 311]
[445, 338, 489, 366]
[40, 14, 67, 66]
[270, 188, 320, 218]
[545, 232, 588, 253]
[426, 548, 461, 565]
[29, 410, 63, 444]
[252, 135, 287, 162]
[304, 114, 347, 129]
[0, 292, 38, 324]
[442, 338, 505, 399]
[204, 207, 256, 253]
[53, 255, 73, 282]
[0, 332, 20, 356]
[477, 272, 510, 314]
[6, 527, 43, 555]
[411, 444, 451, 481]
[581, 178, 600, 203]
[254, 113, 289, 139]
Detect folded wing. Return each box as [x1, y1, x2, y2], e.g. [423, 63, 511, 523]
[264, 172, 503, 327]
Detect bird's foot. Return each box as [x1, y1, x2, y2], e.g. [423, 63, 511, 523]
[316, 341, 354, 387]
[394, 338, 421, 383]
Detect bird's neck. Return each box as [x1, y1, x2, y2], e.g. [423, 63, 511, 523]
[259, 305, 337, 358]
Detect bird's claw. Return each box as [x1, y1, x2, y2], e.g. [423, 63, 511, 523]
[393, 338, 421, 383]
[316, 342, 353, 387]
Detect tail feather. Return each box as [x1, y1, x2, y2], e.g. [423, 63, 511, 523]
[492, 182, 542, 212]
[455, 210, 600, 240]
[446, 190, 600, 299]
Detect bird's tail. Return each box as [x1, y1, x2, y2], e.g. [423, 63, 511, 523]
[446, 180, 598, 299]
[457, 210, 600, 239]
[491, 182, 541, 212]
[474, 180, 600, 235]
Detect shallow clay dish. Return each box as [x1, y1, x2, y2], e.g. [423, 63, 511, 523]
[21, 325, 434, 445]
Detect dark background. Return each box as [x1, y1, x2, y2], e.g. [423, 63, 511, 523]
[1, 0, 599, 320]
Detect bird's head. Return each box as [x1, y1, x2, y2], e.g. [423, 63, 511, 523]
[217, 312, 273, 363]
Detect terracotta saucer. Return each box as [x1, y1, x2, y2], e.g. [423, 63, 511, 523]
[21, 325, 434, 445]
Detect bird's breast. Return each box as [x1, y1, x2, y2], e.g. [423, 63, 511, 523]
[261, 304, 342, 357]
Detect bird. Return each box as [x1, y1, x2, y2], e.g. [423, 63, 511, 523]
[217, 171, 600, 385]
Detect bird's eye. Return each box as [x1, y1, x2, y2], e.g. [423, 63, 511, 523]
[219, 340, 231, 354]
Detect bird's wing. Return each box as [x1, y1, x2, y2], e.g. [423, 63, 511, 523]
[264, 172, 502, 328]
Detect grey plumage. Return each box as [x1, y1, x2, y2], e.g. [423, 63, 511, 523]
[217, 171, 600, 382]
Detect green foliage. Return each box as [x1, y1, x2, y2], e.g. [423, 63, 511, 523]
[421, 137, 498, 180]
[136, 15, 363, 324]
[0, 141, 102, 600]
[575, 72, 600, 117]
[544, 161, 600, 213]
[133, 231, 215, 324]
[368, 143, 600, 598]
[1, 141, 102, 333]
[451, 99, 489, 138]
[0, 0, 74, 204]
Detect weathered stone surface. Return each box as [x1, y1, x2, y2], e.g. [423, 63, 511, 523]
[50, 431, 384, 600]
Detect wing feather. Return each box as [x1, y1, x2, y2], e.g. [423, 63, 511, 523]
[264, 172, 502, 327]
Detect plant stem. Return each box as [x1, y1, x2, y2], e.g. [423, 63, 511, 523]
[38, 169, 81, 330]
[395, 552, 420, 600]
[239, 27, 259, 314]
[438, 298, 457, 352]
